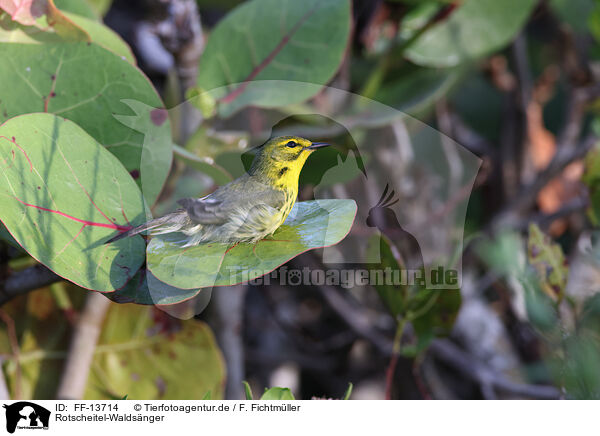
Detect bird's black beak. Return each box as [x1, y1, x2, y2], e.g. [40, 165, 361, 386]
[305, 142, 330, 150]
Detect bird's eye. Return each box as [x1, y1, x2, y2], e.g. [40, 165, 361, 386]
[286, 141, 297, 148]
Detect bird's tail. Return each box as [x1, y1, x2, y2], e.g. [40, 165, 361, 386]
[105, 211, 187, 244]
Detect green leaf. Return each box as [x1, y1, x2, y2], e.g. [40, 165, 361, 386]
[374, 66, 462, 116]
[583, 141, 600, 226]
[173, 144, 233, 186]
[243, 381, 254, 400]
[475, 231, 526, 277]
[85, 304, 225, 399]
[0, 113, 145, 292]
[366, 234, 408, 317]
[62, 12, 135, 63]
[106, 269, 204, 306]
[407, 288, 461, 356]
[549, 0, 595, 33]
[0, 43, 172, 206]
[260, 387, 295, 400]
[527, 223, 568, 302]
[87, 0, 112, 17]
[147, 199, 357, 289]
[0, 290, 226, 399]
[54, 0, 98, 20]
[406, 0, 537, 67]
[550, 333, 600, 399]
[197, 0, 351, 116]
[342, 382, 353, 400]
[202, 391, 212, 400]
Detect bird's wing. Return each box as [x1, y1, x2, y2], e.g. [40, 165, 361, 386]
[177, 178, 287, 225]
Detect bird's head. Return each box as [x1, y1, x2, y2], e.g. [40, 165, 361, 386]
[250, 136, 329, 188]
[261, 135, 329, 162]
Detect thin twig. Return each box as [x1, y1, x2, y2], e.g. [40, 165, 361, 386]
[56, 292, 111, 399]
[385, 318, 406, 400]
[492, 134, 597, 230]
[0, 309, 21, 399]
[307, 254, 561, 399]
[0, 357, 10, 400]
[212, 285, 248, 400]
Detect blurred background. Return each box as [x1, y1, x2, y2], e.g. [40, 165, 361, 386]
[1, 0, 600, 400]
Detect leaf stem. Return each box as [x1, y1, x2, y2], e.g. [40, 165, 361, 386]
[385, 317, 407, 400]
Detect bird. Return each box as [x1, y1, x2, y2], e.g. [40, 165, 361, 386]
[106, 136, 329, 247]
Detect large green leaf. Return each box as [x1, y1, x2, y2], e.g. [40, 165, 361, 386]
[0, 43, 171, 205]
[0, 113, 145, 292]
[62, 12, 135, 63]
[54, 0, 98, 19]
[85, 304, 225, 399]
[197, 0, 351, 116]
[0, 289, 225, 400]
[147, 199, 357, 289]
[405, 0, 537, 67]
[107, 269, 204, 307]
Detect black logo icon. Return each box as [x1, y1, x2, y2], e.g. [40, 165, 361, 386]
[366, 184, 424, 271]
[3, 402, 50, 433]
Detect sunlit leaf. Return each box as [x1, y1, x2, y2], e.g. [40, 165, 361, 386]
[260, 387, 295, 400]
[62, 12, 135, 63]
[53, 0, 98, 19]
[147, 199, 357, 289]
[0, 290, 226, 399]
[85, 304, 225, 400]
[0, 43, 172, 206]
[0, 113, 145, 292]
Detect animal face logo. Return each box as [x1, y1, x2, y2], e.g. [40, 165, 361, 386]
[3, 402, 50, 433]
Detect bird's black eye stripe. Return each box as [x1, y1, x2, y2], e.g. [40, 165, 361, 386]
[286, 141, 297, 148]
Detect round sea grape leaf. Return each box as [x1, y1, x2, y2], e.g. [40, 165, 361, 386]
[0, 289, 225, 399]
[107, 269, 203, 306]
[197, 0, 351, 116]
[147, 199, 357, 289]
[0, 113, 145, 292]
[405, 0, 537, 68]
[85, 304, 226, 400]
[0, 42, 171, 206]
[62, 12, 135, 63]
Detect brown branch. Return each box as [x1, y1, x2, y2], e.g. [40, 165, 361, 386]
[0, 309, 20, 399]
[306, 253, 561, 399]
[492, 134, 597, 230]
[56, 292, 111, 399]
[0, 264, 61, 306]
[212, 285, 248, 400]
